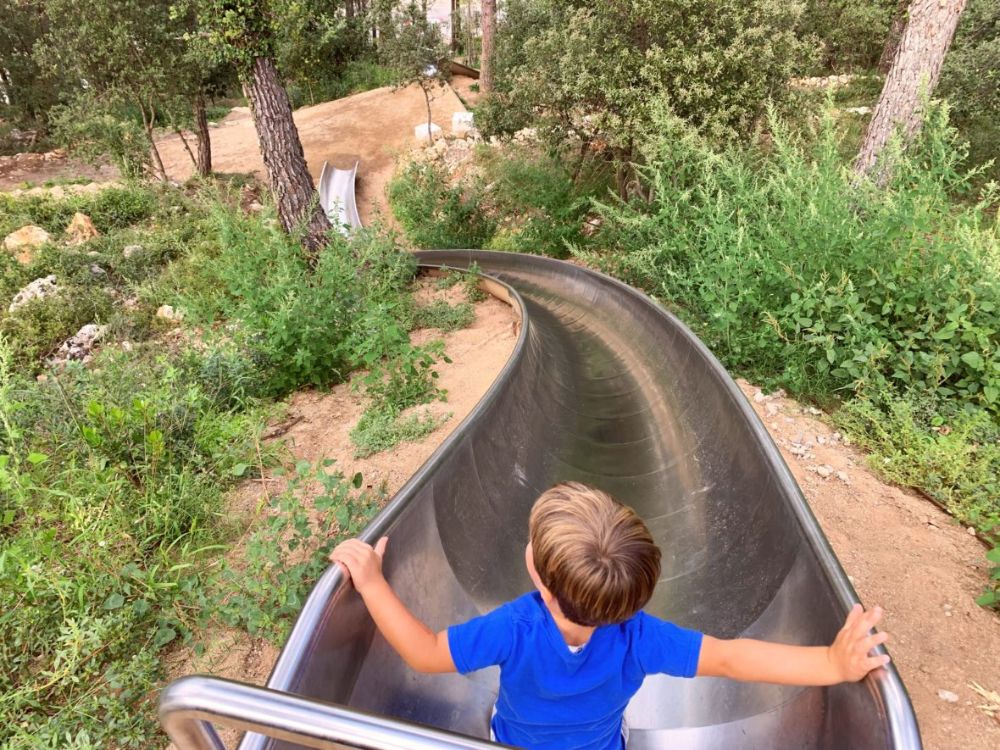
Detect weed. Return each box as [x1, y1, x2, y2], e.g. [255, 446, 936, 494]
[412, 300, 474, 332]
[351, 405, 449, 458]
[203, 461, 382, 642]
[434, 262, 488, 302]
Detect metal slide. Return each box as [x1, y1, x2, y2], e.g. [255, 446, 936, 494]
[318, 161, 363, 234]
[161, 251, 922, 750]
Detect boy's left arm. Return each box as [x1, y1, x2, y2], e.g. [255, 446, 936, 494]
[697, 604, 890, 686]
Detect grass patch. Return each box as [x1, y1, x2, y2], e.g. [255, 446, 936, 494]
[412, 299, 474, 332]
[351, 405, 450, 458]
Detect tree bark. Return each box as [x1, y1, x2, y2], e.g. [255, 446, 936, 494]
[480, 0, 496, 93]
[878, 1, 910, 74]
[195, 92, 212, 177]
[242, 56, 331, 255]
[855, 0, 967, 182]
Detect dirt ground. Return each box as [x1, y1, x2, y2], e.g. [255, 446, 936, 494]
[163, 279, 518, 749]
[1, 82, 469, 224]
[155, 83, 468, 224]
[737, 380, 1000, 749]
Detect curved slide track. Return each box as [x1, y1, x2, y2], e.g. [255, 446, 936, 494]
[318, 161, 362, 234]
[161, 251, 921, 750]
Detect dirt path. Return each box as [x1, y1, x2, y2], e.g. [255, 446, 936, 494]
[738, 380, 1000, 749]
[156, 83, 468, 224]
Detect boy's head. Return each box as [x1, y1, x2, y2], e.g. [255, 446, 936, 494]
[527, 482, 661, 627]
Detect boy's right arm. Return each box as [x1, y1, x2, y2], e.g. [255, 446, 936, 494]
[330, 537, 457, 674]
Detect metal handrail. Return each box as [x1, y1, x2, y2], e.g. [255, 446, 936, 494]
[159, 676, 504, 750]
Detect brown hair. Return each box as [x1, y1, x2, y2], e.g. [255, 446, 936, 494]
[529, 482, 661, 626]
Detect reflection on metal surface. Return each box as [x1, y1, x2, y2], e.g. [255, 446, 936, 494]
[163, 251, 921, 749]
[318, 161, 362, 234]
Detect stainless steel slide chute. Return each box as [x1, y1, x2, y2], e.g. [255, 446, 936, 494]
[161, 251, 921, 750]
[318, 160, 362, 234]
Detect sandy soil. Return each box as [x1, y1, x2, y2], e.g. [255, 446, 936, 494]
[163, 278, 518, 748]
[155, 83, 468, 224]
[2, 82, 470, 225]
[0, 152, 116, 191]
[738, 380, 1000, 749]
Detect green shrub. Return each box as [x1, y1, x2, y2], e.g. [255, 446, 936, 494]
[835, 391, 999, 532]
[940, 0, 1000, 183]
[203, 461, 381, 641]
[0, 184, 156, 238]
[351, 405, 448, 458]
[0, 286, 115, 369]
[584, 105, 1000, 608]
[797, 0, 898, 72]
[388, 160, 494, 249]
[0, 339, 266, 747]
[481, 146, 611, 258]
[586, 106, 1000, 413]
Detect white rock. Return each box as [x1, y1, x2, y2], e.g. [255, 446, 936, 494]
[816, 465, 833, 479]
[753, 390, 767, 403]
[836, 471, 850, 483]
[156, 304, 184, 322]
[414, 122, 443, 142]
[967, 526, 978, 536]
[937, 689, 959, 703]
[122, 244, 144, 259]
[452, 111, 475, 134]
[9, 275, 58, 312]
[50, 324, 107, 364]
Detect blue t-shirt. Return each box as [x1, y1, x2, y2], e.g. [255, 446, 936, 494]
[447, 592, 703, 750]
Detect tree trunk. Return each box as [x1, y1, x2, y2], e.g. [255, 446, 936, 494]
[242, 56, 331, 255]
[423, 85, 435, 143]
[480, 0, 496, 93]
[195, 92, 212, 177]
[878, 1, 910, 74]
[138, 100, 168, 182]
[855, 0, 967, 182]
[450, 0, 460, 53]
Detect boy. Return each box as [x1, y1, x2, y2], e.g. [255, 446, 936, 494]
[330, 482, 890, 750]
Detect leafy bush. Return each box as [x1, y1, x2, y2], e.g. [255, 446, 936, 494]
[351, 406, 448, 458]
[481, 146, 610, 258]
[388, 160, 494, 249]
[183, 204, 421, 394]
[940, 0, 1000, 183]
[389, 145, 611, 258]
[204, 460, 381, 641]
[797, 0, 899, 72]
[586, 106, 1000, 413]
[484, 0, 808, 155]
